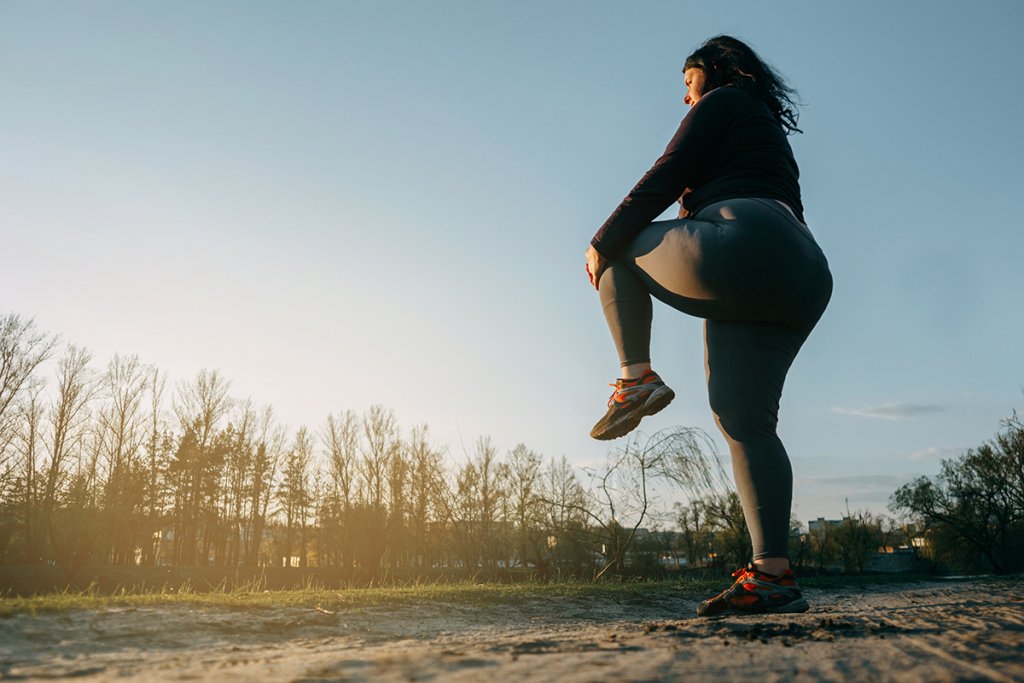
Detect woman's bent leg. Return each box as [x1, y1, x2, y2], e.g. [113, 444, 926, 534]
[591, 261, 675, 441]
[598, 262, 653, 367]
[597, 213, 728, 371]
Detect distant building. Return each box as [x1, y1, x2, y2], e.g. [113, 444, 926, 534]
[808, 517, 844, 533]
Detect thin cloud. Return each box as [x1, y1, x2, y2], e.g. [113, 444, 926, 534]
[798, 474, 906, 488]
[831, 402, 945, 420]
[907, 446, 964, 462]
[794, 474, 909, 512]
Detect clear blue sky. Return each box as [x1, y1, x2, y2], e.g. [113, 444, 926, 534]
[2, 0, 1022, 523]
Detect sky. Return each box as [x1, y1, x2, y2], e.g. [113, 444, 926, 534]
[2, 0, 1022, 525]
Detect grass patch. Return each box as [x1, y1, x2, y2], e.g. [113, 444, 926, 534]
[0, 577, 714, 618]
[0, 572, 972, 618]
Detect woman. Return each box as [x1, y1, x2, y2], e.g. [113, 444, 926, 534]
[584, 36, 832, 616]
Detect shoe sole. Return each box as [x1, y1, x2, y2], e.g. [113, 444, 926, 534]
[591, 385, 675, 441]
[762, 597, 810, 614]
[697, 596, 810, 618]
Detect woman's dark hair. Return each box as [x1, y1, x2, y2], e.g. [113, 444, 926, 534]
[684, 35, 801, 134]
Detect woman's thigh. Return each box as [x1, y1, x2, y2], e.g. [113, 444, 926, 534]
[704, 318, 807, 443]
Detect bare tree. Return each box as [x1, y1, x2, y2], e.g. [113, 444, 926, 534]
[0, 313, 57, 478]
[4, 377, 46, 563]
[169, 369, 232, 565]
[429, 434, 507, 575]
[538, 454, 590, 576]
[674, 499, 713, 567]
[277, 426, 314, 567]
[0, 312, 55, 563]
[221, 401, 258, 566]
[473, 436, 503, 572]
[406, 424, 446, 570]
[245, 406, 283, 567]
[142, 366, 168, 565]
[831, 510, 884, 574]
[323, 411, 359, 515]
[507, 443, 542, 570]
[356, 405, 398, 572]
[580, 427, 720, 579]
[446, 452, 481, 574]
[993, 412, 1024, 515]
[386, 430, 411, 570]
[321, 410, 360, 568]
[173, 369, 232, 452]
[360, 405, 397, 509]
[41, 345, 97, 562]
[699, 490, 751, 568]
[95, 355, 150, 565]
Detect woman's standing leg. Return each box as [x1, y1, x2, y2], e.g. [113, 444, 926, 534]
[704, 319, 810, 563]
[598, 263, 810, 563]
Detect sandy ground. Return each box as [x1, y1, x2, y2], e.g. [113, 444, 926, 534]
[2, 578, 1022, 682]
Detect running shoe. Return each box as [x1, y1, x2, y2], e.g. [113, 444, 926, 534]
[696, 564, 809, 617]
[589, 370, 675, 441]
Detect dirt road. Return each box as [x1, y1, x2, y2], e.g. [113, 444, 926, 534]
[2, 578, 1021, 682]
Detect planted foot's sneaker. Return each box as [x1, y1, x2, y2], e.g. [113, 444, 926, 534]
[696, 564, 809, 617]
[589, 370, 675, 441]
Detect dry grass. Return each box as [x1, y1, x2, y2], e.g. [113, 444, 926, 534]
[0, 571, 944, 618]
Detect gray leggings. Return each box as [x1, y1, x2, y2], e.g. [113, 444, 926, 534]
[598, 197, 833, 560]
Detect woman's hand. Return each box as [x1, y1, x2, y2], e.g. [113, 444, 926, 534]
[585, 244, 607, 291]
[677, 187, 693, 219]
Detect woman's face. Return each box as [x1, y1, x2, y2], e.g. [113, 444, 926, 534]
[684, 67, 706, 107]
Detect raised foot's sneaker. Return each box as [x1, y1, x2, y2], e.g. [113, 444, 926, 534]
[589, 370, 675, 441]
[696, 564, 810, 617]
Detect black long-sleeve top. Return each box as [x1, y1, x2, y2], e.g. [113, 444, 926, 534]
[590, 86, 804, 258]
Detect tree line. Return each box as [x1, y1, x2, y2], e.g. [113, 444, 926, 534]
[0, 313, 728, 579]
[3, 312, 1021, 578]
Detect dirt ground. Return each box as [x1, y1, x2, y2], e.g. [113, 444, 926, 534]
[2, 577, 1022, 682]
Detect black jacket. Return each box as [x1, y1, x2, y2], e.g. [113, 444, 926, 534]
[591, 86, 803, 258]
